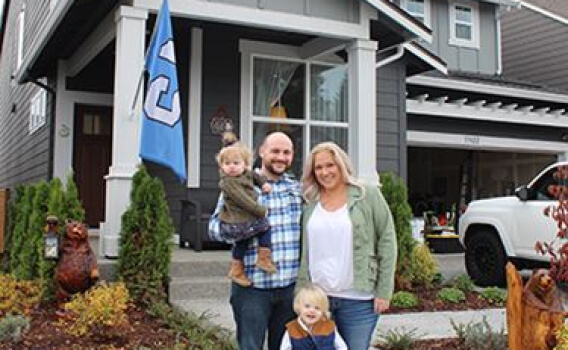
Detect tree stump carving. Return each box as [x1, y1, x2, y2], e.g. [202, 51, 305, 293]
[506, 262, 565, 350]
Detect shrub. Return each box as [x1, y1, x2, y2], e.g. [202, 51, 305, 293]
[0, 274, 42, 316]
[10, 185, 35, 280]
[555, 324, 568, 350]
[380, 172, 416, 290]
[3, 185, 24, 273]
[0, 315, 30, 343]
[391, 291, 419, 308]
[148, 301, 235, 350]
[451, 274, 475, 293]
[480, 287, 507, 306]
[410, 243, 438, 288]
[375, 327, 423, 350]
[437, 287, 466, 303]
[117, 166, 174, 306]
[63, 172, 85, 222]
[451, 317, 507, 350]
[59, 282, 130, 337]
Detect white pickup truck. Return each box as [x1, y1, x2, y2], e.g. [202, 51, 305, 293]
[458, 162, 566, 286]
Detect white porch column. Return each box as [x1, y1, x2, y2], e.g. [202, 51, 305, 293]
[347, 39, 378, 185]
[101, 6, 148, 257]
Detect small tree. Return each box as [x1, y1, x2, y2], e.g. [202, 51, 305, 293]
[117, 166, 174, 306]
[11, 185, 37, 280]
[3, 185, 24, 273]
[380, 172, 417, 290]
[63, 172, 85, 222]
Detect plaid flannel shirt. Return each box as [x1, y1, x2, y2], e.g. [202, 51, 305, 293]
[209, 173, 302, 289]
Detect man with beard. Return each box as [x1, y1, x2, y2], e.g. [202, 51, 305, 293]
[209, 132, 302, 350]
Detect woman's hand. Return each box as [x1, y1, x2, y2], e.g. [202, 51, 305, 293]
[374, 298, 390, 313]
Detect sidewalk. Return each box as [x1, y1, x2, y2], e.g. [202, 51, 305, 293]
[172, 299, 507, 342]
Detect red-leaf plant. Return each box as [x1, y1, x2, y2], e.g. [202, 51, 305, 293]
[535, 165, 568, 284]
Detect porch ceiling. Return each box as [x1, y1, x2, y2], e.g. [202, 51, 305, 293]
[18, 0, 116, 82]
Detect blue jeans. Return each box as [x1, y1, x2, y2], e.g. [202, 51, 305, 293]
[230, 283, 295, 350]
[232, 230, 271, 260]
[329, 297, 378, 350]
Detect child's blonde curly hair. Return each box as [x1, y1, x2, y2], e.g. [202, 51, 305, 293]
[293, 284, 330, 320]
[216, 131, 253, 169]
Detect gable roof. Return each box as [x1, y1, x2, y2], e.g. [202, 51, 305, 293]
[520, 0, 568, 23]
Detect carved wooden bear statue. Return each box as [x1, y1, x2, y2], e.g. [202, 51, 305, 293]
[55, 220, 99, 303]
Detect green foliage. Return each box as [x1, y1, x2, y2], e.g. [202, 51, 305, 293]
[391, 291, 419, 308]
[375, 327, 423, 350]
[26, 181, 51, 281]
[148, 301, 236, 350]
[3, 185, 25, 273]
[451, 317, 507, 350]
[10, 185, 36, 280]
[555, 323, 568, 350]
[0, 274, 42, 316]
[0, 315, 30, 343]
[63, 172, 85, 222]
[380, 172, 416, 289]
[451, 274, 475, 293]
[117, 166, 174, 306]
[437, 287, 466, 303]
[59, 282, 130, 337]
[410, 243, 439, 288]
[480, 287, 507, 306]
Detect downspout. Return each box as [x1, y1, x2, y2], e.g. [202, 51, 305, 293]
[376, 43, 405, 68]
[29, 78, 56, 181]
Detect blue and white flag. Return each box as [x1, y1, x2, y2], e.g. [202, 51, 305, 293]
[140, 0, 186, 182]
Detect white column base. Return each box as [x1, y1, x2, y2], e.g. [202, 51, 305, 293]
[101, 165, 138, 258]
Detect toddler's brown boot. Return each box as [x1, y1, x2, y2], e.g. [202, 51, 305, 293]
[256, 247, 277, 274]
[228, 260, 252, 287]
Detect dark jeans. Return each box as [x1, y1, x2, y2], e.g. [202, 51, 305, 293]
[230, 283, 295, 350]
[329, 296, 378, 350]
[232, 230, 271, 260]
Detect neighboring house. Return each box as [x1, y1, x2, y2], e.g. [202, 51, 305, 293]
[0, 0, 444, 254]
[394, 0, 568, 218]
[501, 0, 568, 92]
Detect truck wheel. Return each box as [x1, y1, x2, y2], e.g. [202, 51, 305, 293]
[465, 230, 507, 287]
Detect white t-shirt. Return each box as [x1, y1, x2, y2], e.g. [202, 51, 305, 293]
[307, 203, 373, 300]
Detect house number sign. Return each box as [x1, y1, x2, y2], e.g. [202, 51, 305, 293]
[463, 136, 481, 145]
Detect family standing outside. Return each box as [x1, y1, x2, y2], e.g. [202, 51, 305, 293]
[209, 132, 398, 350]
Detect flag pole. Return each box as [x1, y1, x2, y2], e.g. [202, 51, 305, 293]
[129, 2, 163, 118]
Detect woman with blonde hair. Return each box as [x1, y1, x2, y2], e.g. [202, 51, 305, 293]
[297, 142, 397, 350]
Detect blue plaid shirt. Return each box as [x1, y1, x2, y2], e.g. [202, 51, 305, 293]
[209, 173, 302, 289]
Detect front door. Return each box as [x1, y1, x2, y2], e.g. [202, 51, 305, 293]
[73, 105, 113, 227]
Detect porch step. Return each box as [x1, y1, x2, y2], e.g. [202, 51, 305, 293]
[169, 276, 231, 302]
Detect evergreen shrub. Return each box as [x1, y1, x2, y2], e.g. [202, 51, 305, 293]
[380, 172, 416, 290]
[117, 166, 174, 306]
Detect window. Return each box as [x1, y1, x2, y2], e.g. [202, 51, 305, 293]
[401, 0, 431, 27]
[15, 5, 25, 70]
[449, 1, 479, 48]
[245, 47, 348, 177]
[29, 89, 47, 134]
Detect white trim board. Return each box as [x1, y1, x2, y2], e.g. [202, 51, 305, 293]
[406, 98, 568, 127]
[407, 130, 566, 154]
[407, 75, 568, 103]
[364, 0, 432, 43]
[404, 43, 448, 75]
[521, 1, 568, 26]
[133, 0, 370, 40]
[187, 27, 202, 188]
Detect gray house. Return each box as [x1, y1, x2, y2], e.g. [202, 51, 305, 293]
[502, 0, 568, 92]
[0, 0, 445, 254]
[394, 0, 568, 218]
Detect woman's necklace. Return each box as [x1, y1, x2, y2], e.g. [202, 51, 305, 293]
[320, 188, 347, 211]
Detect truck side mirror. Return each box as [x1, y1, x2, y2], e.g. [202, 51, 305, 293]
[515, 185, 530, 201]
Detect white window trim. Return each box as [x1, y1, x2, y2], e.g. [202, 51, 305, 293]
[29, 89, 47, 134]
[401, 0, 431, 28]
[448, 0, 480, 49]
[16, 5, 25, 71]
[49, 0, 58, 12]
[239, 40, 347, 164]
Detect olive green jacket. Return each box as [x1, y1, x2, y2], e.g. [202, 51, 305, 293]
[296, 183, 397, 300]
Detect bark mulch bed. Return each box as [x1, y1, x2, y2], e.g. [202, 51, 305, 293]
[1, 287, 501, 349]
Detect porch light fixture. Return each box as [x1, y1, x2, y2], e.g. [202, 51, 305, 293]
[209, 106, 234, 135]
[44, 215, 60, 259]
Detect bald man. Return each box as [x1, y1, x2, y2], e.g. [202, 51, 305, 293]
[209, 132, 302, 350]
